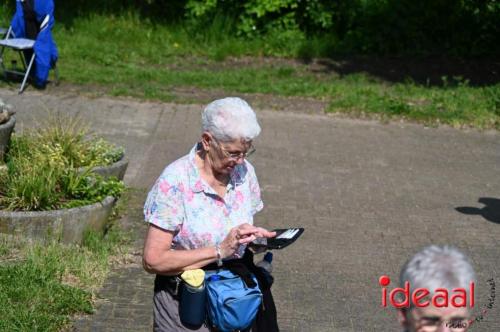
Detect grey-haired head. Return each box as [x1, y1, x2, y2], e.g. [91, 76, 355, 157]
[398, 245, 476, 332]
[399, 245, 476, 301]
[202, 97, 261, 143]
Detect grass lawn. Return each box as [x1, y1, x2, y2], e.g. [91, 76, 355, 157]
[0, 13, 498, 129]
[0, 194, 132, 331]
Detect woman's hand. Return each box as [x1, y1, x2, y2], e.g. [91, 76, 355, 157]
[219, 223, 276, 259]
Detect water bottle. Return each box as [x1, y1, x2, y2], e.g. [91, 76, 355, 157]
[179, 280, 206, 327]
[179, 270, 207, 327]
[256, 252, 274, 286]
[256, 252, 273, 273]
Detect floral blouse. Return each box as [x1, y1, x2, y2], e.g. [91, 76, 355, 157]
[144, 143, 264, 257]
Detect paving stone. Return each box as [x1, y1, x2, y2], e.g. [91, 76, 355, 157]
[1, 88, 499, 331]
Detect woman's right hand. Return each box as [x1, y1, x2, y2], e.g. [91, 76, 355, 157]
[219, 223, 276, 259]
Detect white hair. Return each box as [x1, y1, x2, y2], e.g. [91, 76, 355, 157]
[201, 97, 261, 142]
[399, 245, 476, 307]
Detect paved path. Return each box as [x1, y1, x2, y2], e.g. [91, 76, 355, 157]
[1, 88, 499, 331]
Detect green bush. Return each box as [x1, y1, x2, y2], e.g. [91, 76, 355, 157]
[184, 0, 338, 46]
[32, 115, 124, 168]
[0, 117, 125, 211]
[183, 0, 499, 56]
[4, 0, 498, 56]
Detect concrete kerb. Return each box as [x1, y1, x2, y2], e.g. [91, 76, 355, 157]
[0, 116, 15, 161]
[0, 196, 117, 244]
[79, 156, 129, 181]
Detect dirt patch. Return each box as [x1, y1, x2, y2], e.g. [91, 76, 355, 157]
[169, 86, 329, 114]
[160, 55, 499, 86]
[44, 82, 330, 114]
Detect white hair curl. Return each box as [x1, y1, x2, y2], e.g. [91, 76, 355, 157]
[201, 97, 261, 142]
[399, 245, 476, 308]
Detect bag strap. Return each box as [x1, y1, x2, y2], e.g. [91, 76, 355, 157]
[226, 262, 257, 288]
[154, 275, 182, 297]
[202, 247, 274, 289]
[204, 262, 257, 288]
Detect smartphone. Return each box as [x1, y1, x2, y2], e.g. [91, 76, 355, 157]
[251, 228, 304, 250]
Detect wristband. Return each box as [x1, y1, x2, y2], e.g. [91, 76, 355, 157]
[215, 244, 223, 267]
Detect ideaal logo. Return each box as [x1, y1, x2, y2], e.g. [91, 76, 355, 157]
[379, 275, 474, 308]
[379, 275, 496, 328]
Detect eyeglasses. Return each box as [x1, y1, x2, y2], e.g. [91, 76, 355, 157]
[212, 138, 256, 161]
[416, 316, 469, 331]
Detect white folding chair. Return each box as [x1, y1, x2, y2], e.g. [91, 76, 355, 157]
[0, 14, 57, 93]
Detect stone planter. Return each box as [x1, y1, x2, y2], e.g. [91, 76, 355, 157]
[0, 116, 15, 162]
[79, 155, 128, 181]
[0, 196, 116, 244]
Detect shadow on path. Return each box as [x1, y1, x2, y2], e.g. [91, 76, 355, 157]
[456, 197, 500, 224]
[306, 56, 500, 87]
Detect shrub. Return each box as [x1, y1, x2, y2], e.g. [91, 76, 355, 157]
[0, 116, 125, 211]
[184, 0, 499, 55]
[33, 115, 124, 168]
[5, 0, 499, 56]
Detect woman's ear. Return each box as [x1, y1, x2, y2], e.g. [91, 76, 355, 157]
[201, 132, 212, 152]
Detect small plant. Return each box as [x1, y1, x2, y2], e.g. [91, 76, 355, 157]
[81, 138, 125, 168]
[34, 114, 124, 168]
[60, 169, 125, 209]
[0, 115, 125, 211]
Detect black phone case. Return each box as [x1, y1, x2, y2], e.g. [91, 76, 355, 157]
[266, 228, 305, 250]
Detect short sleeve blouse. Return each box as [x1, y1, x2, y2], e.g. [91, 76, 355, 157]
[144, 143, 264, 256]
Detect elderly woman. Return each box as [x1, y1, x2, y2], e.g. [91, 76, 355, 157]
[143, 97, 278, 332]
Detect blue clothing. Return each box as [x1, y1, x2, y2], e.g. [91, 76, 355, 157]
[10, 0, 57, 87]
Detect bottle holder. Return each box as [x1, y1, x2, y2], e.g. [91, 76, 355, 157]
[179, 281, 207, 327]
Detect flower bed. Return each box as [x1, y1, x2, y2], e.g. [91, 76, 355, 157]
[0, 115, 126, 242]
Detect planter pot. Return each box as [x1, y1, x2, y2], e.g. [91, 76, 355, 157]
[0, 196, 116, 244]
[0, 116, 15, 162]
[79, 156, 128, 181]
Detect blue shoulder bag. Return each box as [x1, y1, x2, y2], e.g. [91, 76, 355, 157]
[205, 269, 262, 332]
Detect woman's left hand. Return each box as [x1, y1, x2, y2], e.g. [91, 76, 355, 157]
[236, 223, 276, 244]
[220, 223, 276, 259]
